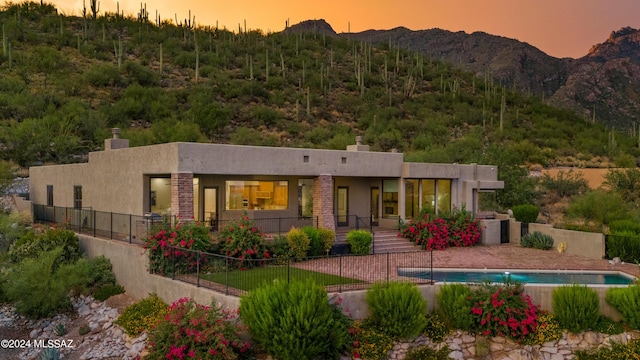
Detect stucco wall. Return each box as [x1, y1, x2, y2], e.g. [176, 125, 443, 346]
[480, 219, 502, 245]
[78, 234, 239, 309]
[508, 220, 605, 260]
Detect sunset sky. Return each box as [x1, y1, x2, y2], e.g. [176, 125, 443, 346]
[48, 0, 640, 59]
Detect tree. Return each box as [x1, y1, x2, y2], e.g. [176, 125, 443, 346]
[602, 168, 640, 209]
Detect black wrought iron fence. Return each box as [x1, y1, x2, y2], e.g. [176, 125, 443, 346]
[214, 216, 319, 235]
[152, 245, 434, 297]
[32, 204, 175, 244]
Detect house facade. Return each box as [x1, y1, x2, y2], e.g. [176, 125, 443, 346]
[29, 131, 503, 231]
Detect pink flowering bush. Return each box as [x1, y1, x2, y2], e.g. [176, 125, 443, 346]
[469, 282, 539, 342]
[400, 207, 482, 250]
[213, 212, 269, 268]
[146, 297, 252, 360]
[144, 220, 213, 275]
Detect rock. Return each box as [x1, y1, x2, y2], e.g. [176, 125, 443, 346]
[540, 346, 558, 354]
[489, 342, 504, 351]
[508, 349, 533, 360]
[29, 329, 40, 338]
[462, 334, 475, 343]
[449, 350, 464, 360]
[584, 332, 602, 345]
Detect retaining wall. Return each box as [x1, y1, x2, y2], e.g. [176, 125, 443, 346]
[79, 234, 622, 321]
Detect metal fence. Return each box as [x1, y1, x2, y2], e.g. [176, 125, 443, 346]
[153, 245, 434, 297]
[32, 204, 175, 244]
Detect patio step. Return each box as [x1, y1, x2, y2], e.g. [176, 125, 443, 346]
[372, 231, 421, 254]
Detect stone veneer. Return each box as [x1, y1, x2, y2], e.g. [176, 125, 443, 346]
[313, 174, 335, 231]
[385, 330, 640, 360]
[171, 172, 194, 220]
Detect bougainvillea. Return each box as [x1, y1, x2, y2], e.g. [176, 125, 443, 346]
[145, 298, 251, 360]
[400, 208, 482, 250]
[214, 212, 268, 268]
[470, 284, 539, 342]
[144, 220, 213, 275]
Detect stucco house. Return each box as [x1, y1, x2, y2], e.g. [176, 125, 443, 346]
[29, 130, 503, 232]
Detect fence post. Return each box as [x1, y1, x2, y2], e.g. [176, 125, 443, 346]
[430, 250, 433, 284]
[172, 247, 176, 280]
[339, 254, 343, 293]
[279, 218, 282, 235]
[225, 257, 229, 296]
[110, 212, 113, 240]
[386, 252, 390, 283]
[287, 257, 291, 284]
[93, 210, 96, 237]
[196, 251, 200, 288]
[129, 214, 132, 244]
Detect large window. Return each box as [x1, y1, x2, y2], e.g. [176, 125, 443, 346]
[226, 181, 288, 211]
[73, 186, 82, 209]
[150, 177, 171, 215]
[437, 179, 451, 214]
[46, 185, 53, 206]
[193, 178, 200, 221]
[298, 179, 313, 217]
[405, 179, 419, 218]
[382, 179, 398, 218]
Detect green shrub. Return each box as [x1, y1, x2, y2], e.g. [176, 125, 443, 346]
[606, 231, 640, 263]
[404, 345, 450, 360]
[266, 234, 290, 263]
[575, 338, 640, 360]
[520, 231, 554, 250]
[609, 220, 640, 235]
[592, 316, 625, 335]
[350, 320, 394, 360]
[606, 285, 640, 329]
[346, 229, 372, 255]
[38, 348, 61, 360]
[301, 226, 324, 257]
[318, 228, 336, 255]
[114, 294, 168, 336]
[146, 298, 251, 360]
[54, 323, 67, 336]
[552, 284, 600, 333]
[423, 313, 452, 343]
[0, 211, 31, 251]
[539, 170, 589, 199]
[78, 325, 90, 336]
[9, 227, 80, 266]
[93, 284, 125, 301]
[436, 284, 473, 331]
[365, 282, 427, 339]
[566, 190, 630, 226]
[512, 204, 539, 223]
[286, 227, 310, 261]
[3, 248, 71, 318]
[240, 280, 350, 360]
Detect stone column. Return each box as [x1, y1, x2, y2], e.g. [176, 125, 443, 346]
[313, 174, 335, 231]
[171, 172, 194, 220]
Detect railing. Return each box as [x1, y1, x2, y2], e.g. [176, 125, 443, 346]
[214, 216, 319, 235]
[153, 245, 434, 297]
[32, 204, 175, 244]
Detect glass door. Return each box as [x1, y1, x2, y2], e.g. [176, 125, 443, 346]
[337, 187, 349, 227]
[370, 187, 379, 226]
[204, 187, 218, 230]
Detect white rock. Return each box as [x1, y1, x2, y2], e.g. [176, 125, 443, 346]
[540, 346, 558, 354]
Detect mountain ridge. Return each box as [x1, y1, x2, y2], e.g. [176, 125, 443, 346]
[286, 20, 640, 130]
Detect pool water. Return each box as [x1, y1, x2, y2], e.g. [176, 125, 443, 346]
[398, 269, 636, 285]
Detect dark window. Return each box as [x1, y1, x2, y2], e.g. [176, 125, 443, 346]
[46, 185, 53, 206]
[74, 186, 82, 209]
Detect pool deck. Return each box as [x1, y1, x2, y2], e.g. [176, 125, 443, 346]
[430, 243, 640, 278]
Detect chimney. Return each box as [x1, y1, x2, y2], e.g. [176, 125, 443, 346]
[105, 128, 129, 150]
[347, 136, 369, 152]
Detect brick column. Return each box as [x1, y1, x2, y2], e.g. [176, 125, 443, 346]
[171, 172, 194, 220]
[313, 174, 335, 231]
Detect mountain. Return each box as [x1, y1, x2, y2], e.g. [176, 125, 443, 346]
[287, 20, 640, 130]
[549, 28, 640, 129]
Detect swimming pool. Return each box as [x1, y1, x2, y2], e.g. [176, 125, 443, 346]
[398, 268, 637, 285]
